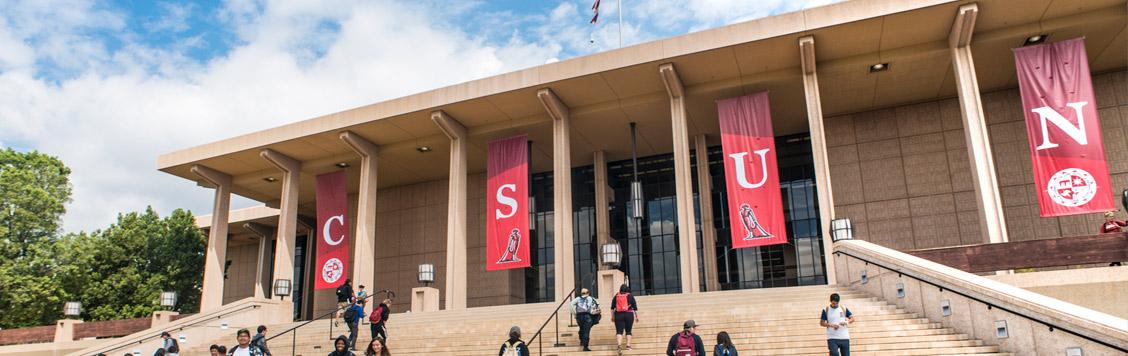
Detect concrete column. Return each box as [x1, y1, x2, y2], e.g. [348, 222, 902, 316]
[243, 222, 276, 299]
[593, 151, 612, 265]
[411, 287, 440, 313]
[150, 311, 179, 328]
[949, 4, 1009, 245]
[538, 88, 576, 301]
[431, 110, 468, 310]
[261, 149, 302, 301]
[190, 164, 231, 312]
[53, 319, 81, 342]
[340, 131, 379, 296]
[693, 134, 721, 292]
[659, 63, 702, 294]
[799, 36, 839, 285]
[597, 269, 625, 304]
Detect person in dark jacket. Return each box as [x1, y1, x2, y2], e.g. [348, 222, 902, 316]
[345, 300, 366, 351]
[335, 279, 355, 326]
[665, 320, 705, 356]
[498, 326, 530, 356]
[370, 299, 392, 341]
[328, 335, 354, 356]
[713, 331, 738, 356]
[251, 325, 271, 356]
[610, 284, 639, 352]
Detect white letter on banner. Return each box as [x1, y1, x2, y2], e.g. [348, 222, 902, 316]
[729, 148, 771, 189]
[1034, 101, 1089, 150]
[323, 215, 345, 245]
[495, 184, 518, 219]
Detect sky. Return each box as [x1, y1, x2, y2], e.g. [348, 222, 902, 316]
[0, 0, 838, 233]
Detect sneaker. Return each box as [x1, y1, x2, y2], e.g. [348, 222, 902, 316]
[583, 347, 591, 352]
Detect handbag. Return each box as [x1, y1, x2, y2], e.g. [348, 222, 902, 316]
[590, 299, 602, 325]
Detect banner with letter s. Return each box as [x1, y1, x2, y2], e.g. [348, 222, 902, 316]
[1014, 37, 1113, 217]
[314, 170, 350, 289]
[717, 91, 788, 248]
[486, 135, 531, 270]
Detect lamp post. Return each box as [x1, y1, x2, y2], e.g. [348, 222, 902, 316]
[418, 263, 435, 287]
[63, 302, 81, 319]
[159, 291, 178, 310]
[273, 279, 292, 301]
[830, 218, 854, 242]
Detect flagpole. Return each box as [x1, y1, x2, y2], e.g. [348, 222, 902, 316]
[617, 0, 623, 48]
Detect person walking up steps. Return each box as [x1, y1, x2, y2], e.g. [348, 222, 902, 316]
[713, 331, 737, 356]
[611, 284, 638, 354]
[335, 279, 354, 326]
[665, 320, 705, 356]
[570, 288, 599, 351]
[370, 299, 391, 341]
[498, 326, 530, 356]
[820, 293, 855, 356]
[344, 299, 366, 351]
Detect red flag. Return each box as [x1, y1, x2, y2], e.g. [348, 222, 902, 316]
[486, 135, 531, 270]
[1014, 37, 1113, 217]
[314, 170, 350, 289]
[717, 92, 788, 248]
[590, 0, 600, 23]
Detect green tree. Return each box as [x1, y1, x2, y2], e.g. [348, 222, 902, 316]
[0, 148, 72, 328]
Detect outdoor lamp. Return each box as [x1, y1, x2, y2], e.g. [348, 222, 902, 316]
[830, 218, 854, 242]
[629, 181, 644, 220]
[160, 291, 178, 310]
[273, 279, 292, 300]
[601, 243, 623, 268]
[63, 301, 81, 318]
[418, 263, 435, 286]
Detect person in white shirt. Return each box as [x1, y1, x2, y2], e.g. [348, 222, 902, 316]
[227, 329, 265, 356]
[819, 293, 855, 356]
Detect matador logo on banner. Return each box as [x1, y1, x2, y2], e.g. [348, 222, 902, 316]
[1014, 37, 1114, 217]
[486, 135, 531, 271]
[717, 91, 788, 248]
[314, 170, 350, 289]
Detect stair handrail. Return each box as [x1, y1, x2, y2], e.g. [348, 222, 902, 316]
[82, 302, 262, 355]
[527, 273, 594, 355]
[265, 289, 392, 356]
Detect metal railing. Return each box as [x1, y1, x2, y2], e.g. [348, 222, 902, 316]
[83, 303, 261, 355]
[266, 289, 394, 356]
[527, 274, 594, 355]
[836, 249, 1128, 353]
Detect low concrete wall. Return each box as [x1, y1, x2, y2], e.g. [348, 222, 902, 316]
[0, 339, 101, 356]
[986, 266, 1128, 320]
[834, 239, 1128, 355]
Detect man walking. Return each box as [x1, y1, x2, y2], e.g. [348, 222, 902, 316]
[335, 279, 355, 326]
[665, 320, 705, 356]
[820, 293, 855, 356]
[344, 299, 366, 351]
[250, 325, 271, 356]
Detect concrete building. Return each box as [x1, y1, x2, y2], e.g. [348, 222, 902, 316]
[161, 0, 1127, 323]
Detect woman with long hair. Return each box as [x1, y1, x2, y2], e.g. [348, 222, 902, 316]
[364, 337, 390, 356]
[714, 331, 738, 356]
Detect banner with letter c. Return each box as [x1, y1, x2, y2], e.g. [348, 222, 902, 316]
[486, 134, 531, 270]
[1014, 37, 1113, 217]
[314, 170, 350, 289]
[717, 91, 788, 248]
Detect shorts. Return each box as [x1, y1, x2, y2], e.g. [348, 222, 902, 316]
[613, 312, 634, 335]
[337, 302, 350, 312]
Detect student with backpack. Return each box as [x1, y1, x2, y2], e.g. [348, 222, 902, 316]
[610, 284, 638, 353]
[227, 329, 265, 356]
[819, 293, 855, 356]
[344, 299, 366, 351]
[335, 279, 355, 326]
[498, 326, 529, 356]
[665, 320, 705, 356]
[569, 288, 599, 351]
[713, 331, 738, 356]
[251, 325, 271, 356]
[369, 299, 392, 341]
[159, 332, 180, 355]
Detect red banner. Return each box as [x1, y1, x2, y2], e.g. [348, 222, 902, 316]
[314, 170, 350, 289]
[1014, 38, 1113, 217]
[486, 135, 531, 271]
[717, 91, 788, 248]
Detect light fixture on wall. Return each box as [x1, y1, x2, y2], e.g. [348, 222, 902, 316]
[1023, 34, 1048, 46]
[273, 279, 292, 300]
[601, 243, 623, 268]
[416, 146, 432, 153]
[63, 301, 81, 318]
[160, 291, 178, 310]
[629, 122, 644, 220]
[335, 162, 350, 168]
[830, 218, 854, 242]
[263, 177, 278, 182]
[418, 263, 436, 287]
[868, 62, 890, 73]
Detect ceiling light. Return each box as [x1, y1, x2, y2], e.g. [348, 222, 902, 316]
[869, 63, 889, 73]
[416, 146, 432, 153]
[1023, 34, 1048, 46]
[263, 177, 277, 182]
[335, 162, 350, 168]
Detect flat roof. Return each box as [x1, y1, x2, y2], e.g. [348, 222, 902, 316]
[158, 0, 1127, 211]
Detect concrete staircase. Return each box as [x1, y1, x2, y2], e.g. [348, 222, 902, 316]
[185, 285, 1010, 355]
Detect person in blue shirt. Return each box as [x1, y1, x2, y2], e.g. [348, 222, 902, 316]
[344, 300, 366, 351]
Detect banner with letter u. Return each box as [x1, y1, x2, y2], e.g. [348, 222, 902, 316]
[1014, 37, 1113, 217]
[486, 134, 531, 270]
[717, 91, 788, 248]
[315, 170, 350, 289]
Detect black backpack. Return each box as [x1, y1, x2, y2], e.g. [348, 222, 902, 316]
[167, 338, 179, 353]
[343, 307, 357, 323]
[336, 285, 350, 300]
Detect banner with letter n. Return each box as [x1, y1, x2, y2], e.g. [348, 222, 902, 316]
[314, 170, 350, 289]
[717, 91, 788, 248]
[1014, 37, 1113, 217]
[486, 134, 531, 270]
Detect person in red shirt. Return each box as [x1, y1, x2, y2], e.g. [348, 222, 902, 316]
[1099, 211, 1126, 233]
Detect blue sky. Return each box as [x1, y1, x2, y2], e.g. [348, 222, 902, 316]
[0, 0, 836, 232]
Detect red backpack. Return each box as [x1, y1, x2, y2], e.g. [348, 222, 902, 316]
[674, 332, 695, 356]
[369, 305, 385, 323]
[614, 293, 631, 313]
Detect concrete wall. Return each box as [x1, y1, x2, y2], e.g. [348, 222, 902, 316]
[987, 266, 1128, 320]
[828, 70, 1128, 249]
[223, 241, 260, 304]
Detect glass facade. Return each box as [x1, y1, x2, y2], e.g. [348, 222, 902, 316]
[524, 133, 825, 300]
